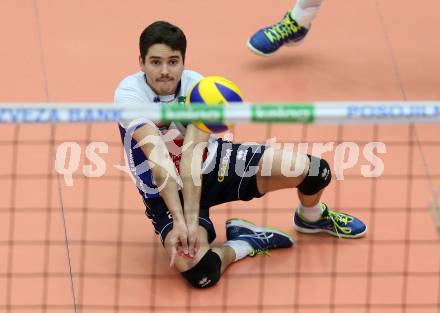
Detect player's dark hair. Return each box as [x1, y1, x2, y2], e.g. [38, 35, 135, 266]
[139, 21, 187, 63]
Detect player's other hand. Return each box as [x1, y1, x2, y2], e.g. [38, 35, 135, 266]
[168, 220, 189, 267]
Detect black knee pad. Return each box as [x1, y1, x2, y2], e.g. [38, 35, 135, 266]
[181, 249, 221, 288]
[297, 155, 332, 196]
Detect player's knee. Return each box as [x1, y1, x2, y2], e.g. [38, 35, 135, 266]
[297, 155, 332, 195]
[180, 249, 221, 289]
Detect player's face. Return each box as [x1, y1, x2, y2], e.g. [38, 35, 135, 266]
[140, 44, 184, 96]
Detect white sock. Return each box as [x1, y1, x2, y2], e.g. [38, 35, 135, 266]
[299, 202, 324, 221]
[224, 240, 253, 261]
[291, 0, 324, 28]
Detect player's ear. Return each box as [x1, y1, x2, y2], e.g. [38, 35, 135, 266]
[139, 55, 144, 67]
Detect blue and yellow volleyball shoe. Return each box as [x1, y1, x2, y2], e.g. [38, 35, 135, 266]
[226, 218, 293, 256]
[293, 203, 367, 238]
[247, 12, 309, 56]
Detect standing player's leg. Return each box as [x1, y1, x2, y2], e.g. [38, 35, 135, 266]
[247, 0, 324, 56]
[256, 147, 367, 238]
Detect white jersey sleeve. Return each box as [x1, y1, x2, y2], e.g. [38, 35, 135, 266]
[180, 70, 203, 96]
[114, 72, 151, 129]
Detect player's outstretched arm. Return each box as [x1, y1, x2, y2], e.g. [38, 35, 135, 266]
[180, 124, 211, 258]
[132, 123, 189, 265]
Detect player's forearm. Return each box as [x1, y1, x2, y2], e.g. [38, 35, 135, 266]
[180, 147, 203, 223]
[182, 183, 201, 224]
[132, 125, 186, 223]
[180, 124, 210, 223]
[147, 145, 185, 222]
[151, 165, 185, 223]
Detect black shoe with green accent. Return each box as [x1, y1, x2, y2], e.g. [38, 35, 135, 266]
[247, 12, 309, 56]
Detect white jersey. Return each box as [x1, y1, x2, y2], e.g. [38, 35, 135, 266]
[115, 70, 218, 198]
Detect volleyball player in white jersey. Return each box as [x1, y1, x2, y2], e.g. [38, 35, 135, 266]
[116, 21, 294, 288]
[116, 21, 366, 289]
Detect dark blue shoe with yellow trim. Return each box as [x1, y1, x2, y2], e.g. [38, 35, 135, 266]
[247, 12, 309, 56]
[293, 203, 367, 238]
[226, 218, 294, 256]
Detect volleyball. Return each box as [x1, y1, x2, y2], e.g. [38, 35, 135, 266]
[186, 76, 243, 133]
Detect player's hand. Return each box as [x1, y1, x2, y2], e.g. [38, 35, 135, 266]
[186, 220, 200, 258]
[168, 220, 189, 268]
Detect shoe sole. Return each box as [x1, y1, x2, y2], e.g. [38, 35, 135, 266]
[246, 40, 275, 57]
[246, 38, 306, 57]
[293, 218, 368, 239]
[227, 218, 294, 243]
